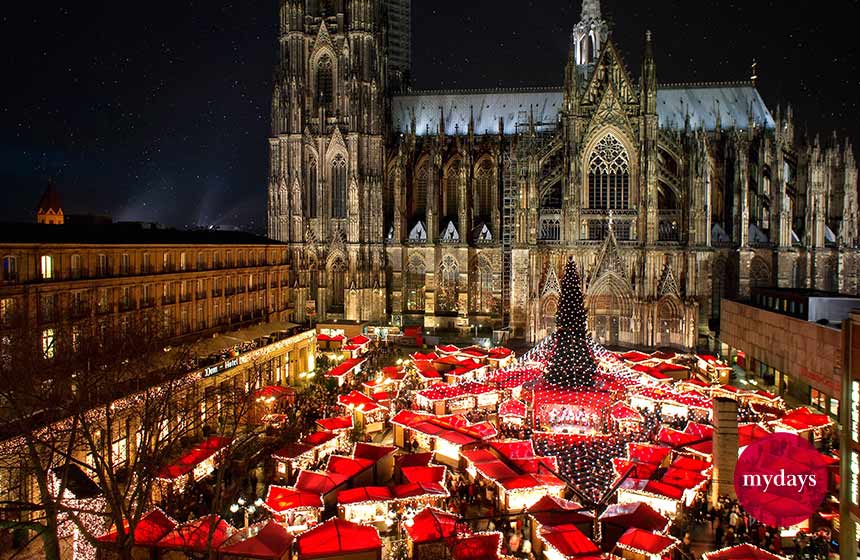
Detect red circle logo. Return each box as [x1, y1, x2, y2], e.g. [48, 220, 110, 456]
[734, 432, 828, 527]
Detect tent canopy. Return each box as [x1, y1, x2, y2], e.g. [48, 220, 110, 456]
[296, 518, 381, 559]
[157, 515, 234, 552]
[617, 528, 678, 556]
[97, 509, 177, 546]
[702, 543, 788, 560]
[336, 486, 393, 505]
[405, 507, 460, 544]
[295, 470, 350, 494]
[316, 416, 353, 431]
[599, 502, 670, 533]
[401, 465, 446, 484]
[265, 486, 324, 512]
[220, 520, 294, 560]
[452, 532, 502, 560]
[540, 524, 601, 557]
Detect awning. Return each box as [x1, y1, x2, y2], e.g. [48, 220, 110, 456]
[295, 470, 349, 494]
[157, 437, 231, 479]
[315, 416, 353, 432]
[264, 486, 323, 513]
[540, 523, 600, 558]
[337, 486, 393, 505]
[325, 455, 374, 478]
[219, 520, 294, 560]
[296, 518, 382, 559]
[616, 528, 678, 556]
[97, 508, 176, 546]
[401, 465, 446, 484]
[451, 532, 502, 560]
[702, 543, 788, 560]
[599, 502, 670, 533]
[405, 507, 460, 543]
[157, 515, 234, 552]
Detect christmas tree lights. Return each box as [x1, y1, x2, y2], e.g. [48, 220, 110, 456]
[544, 258, 598, 388]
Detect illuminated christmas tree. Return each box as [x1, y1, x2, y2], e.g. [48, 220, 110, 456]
[545, 257, 597, 388]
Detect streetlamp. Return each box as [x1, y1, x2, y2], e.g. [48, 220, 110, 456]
[230, 496, 264, 529]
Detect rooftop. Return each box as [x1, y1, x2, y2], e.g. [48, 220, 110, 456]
[0, 222, 280, 246]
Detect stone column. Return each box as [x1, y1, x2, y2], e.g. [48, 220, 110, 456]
[711, 397, 739, 505]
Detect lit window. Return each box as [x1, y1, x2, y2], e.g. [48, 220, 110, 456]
[852, 380, 859, 444]
[40, 255, 53, 280]
[829, 397, 840, 418]
[41, 328, 55, 359]
[852, 451, 860, 507]
[71, 254, 81, 278]
[810, 388, 827, 411]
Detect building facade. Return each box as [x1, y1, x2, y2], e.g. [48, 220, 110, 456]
[267, 0, 860, 349]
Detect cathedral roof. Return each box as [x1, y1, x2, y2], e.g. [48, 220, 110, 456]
[391, 82, 774, 136]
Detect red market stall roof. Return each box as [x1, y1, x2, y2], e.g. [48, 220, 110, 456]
[254, 385, 296, 401]
[220, 520, 294, 560]
[613, 458, 658, 480]
[610, 402, 645, 422]
[489, 440, 537, 459]
[337, 486, 393, 505]
[619, 350, 651, 362]
[452, 532, 502, 560]
[460, 346, 489, 358]
[157, 515, 234, 552]
[528, 495, 584, 514]
[392, 481, 448, 499]
[411, 351, 439, 361]
[627, 443, 671, 466]
[415, 361, 442, 379]
[651, 351, 676, 360]
[316, 333, 345, 342]
[392, 410, 498, 443]
[599, 502, 670, 533]
[485, 366, 543, 389]
[395, 452, 434, 468]
[401, 465, 446, 484]
[348, 335, 371, 346]
[381, 366, 406, 379]
[326, 357, 366, 379]
[316, 416, 353, 432]
[304, 431, 338, 447]
[752, 389, 781, 402]
[157, 436, 231, 479]
[273, 443, 314, 461]
[616, 528, 678, 557]
[774, 407, 832, 431]
[702, 544, 789, 560]
[642, 480, 685, 500]
[325, 455, 374, 478]
[405, 507, 460, 544]
[657, 427, 707, 449]
[338, 390, 384, 412]
[264, 486, 324, 513]
[670, 456, 711, 473]
[540, 524, 601, 558]
[684, 422, 715, 439]
[660, 468, 707, 490]
[498, 399, 527, 418]
[417, 382, 494, 401]
[488, 347, 513, 359]
[353, 443, 398, 462]
[97, 508, 177, 546]
[436, 344, 461, 354]
[527, 497, 593, 528]
[498, 473, 565, 491]
[295, 470, 350, 494]
[296, 518, 382, 559]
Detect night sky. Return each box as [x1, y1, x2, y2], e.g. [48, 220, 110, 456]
[2, 1, 858, 232]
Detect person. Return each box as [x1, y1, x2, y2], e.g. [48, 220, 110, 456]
[714, 518, 724, 548]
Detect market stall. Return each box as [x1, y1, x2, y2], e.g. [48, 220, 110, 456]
[450, 532, 504, 560]
[614, 528, 678, 560]
[272, 431, 341, 480]
[498, 399, 528, 426]
[326, 357, 366, 387]
[415, 382, 499, 415]
[539, 523, 601, 560]
[404, 507, 461, 560]
[338, 391, 389, 433]
[295, 518, 382, 560]
[526, 496, 593, 559]
[263, 485, 323, 533]
[97, 508, 177, 559]
[701, 544, 789, 560]
[295, 470, 351, 508]
[219, 520, 295, 560]
[598, 503, 670, 548]
[156, 515, 235, 559]
[155, 436, 231, 497]
[336, 486, 393, 524]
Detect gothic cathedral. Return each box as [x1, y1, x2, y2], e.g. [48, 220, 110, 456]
[267, 0, 860, 350]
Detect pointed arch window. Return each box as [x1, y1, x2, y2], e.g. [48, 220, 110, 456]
[329, 258, 347, 311]
[444, 160, 461, 221]
[438, 256, 459, 313]
[588, 134, 630, 210]
[476, 160, 494, 220]
[316, 56, 333, 113]
[413, 162, 428, 218]
[307, 158, 318, 218]
[384, 172, 395, 234]
[332, 155, 347, 218]
[473, 257, 495, 313]
[405, 255, 426, 312]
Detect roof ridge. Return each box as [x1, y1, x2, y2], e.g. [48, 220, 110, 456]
[397, 85, 563, 97]
[657, 80, 756, 89]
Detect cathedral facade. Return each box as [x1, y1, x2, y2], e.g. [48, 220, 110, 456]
[267, 0, 860, 350]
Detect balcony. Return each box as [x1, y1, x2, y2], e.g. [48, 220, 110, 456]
[538, 210, 562, 244]
[583, 209, 637, 242]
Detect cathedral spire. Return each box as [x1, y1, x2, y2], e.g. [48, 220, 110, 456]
[581, 0, 602, 20]
[572, 0, 608, 66]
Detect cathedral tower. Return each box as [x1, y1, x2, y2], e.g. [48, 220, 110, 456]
[267, 0, 388, 322]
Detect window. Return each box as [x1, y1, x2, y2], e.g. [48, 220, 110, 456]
[588, 134, 630, 210]
[111, 437, 128, 468]
[405, 255, 426, 312]
[120, 253, 130, 274]
[197, 252, 205, 271]
[197, 305, 205, 330]
[143, 253, 151, 273]
[2, 256, 17, 282]
[829, 396, 840, 418]
[438, 255, 459, 312]
[332, 155, 347, 218]
[316, 56, 333, 112]
[71, 291, 86, 317]
[71, 254, 82, 278]
[226, 251, 233, 267]
[307, 158, 319, 217]
[97, 289, 109, 313]
[810, 387, 827, 411]
[142, 284, 152, 306]
[97, 254, 108, 276]
[163, 252, 170, 272]
[413, 163, 428, 217]
[444, 160, 461, 220]
[41, 328, 55, 359]
[40, 255, 54, 280]
[476, 160, 495, 220]
[0, 298, 16, 327]
[180, 252, 187, 271]
[473, 257, 495, 313]
[121, 287, 132, 310]
[39, 294, 57, 323]
[329, 259, 347, 311]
